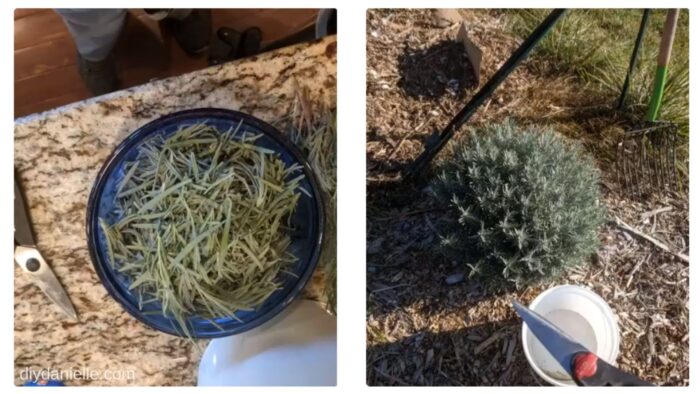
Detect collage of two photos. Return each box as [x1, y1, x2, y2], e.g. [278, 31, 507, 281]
[11, 5, 692, 389]
[14, 8, 337, 386]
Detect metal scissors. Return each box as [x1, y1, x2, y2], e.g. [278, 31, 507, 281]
[14, 177, 78, 321]
[512, 300, 651, 386]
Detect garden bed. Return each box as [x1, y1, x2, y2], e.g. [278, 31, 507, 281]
[366, 9, 689, 386]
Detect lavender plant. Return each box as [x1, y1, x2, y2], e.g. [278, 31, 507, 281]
[434, 121, 605, 287]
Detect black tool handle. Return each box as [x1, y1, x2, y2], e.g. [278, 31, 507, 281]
[617, 9, 650, 110]
[14, 176, 36, 247]
[572, 352, 654, 386]
[403, 9, 566, 181]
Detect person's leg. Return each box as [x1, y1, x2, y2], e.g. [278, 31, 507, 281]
[144, 9, 211, 56]
[56, 9, 126, 94]
[56, 9, 127, 61]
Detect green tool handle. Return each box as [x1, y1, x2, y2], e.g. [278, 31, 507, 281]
[646, 9, 680, 121]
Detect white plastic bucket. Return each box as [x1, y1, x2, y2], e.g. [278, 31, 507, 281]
[521, 284, 620, 386]
[197, 300, 337, 386]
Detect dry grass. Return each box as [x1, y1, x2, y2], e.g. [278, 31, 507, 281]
[506, 9, 690, 178]
[366, 9, 688, 386]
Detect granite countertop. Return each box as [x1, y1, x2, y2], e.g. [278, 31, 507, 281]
[14, 36, 336, 386]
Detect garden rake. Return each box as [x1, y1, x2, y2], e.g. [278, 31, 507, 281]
[616, 9, 681, 198]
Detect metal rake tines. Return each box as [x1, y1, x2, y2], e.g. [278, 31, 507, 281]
[616, 122, 679, 198]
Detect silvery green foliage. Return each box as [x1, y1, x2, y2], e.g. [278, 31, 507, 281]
[434, 122, 605, 287]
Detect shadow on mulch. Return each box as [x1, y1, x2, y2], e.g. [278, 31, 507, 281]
[367, 319, 543, 386]
[366, 177, 517, 316]
[397, 39, 477, 100]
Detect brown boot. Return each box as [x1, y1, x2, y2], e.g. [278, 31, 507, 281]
[77, 54, 119, 96]
[171, 9, 212, 56]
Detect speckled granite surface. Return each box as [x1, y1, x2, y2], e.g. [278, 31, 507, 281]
[14, 36, 336, 386]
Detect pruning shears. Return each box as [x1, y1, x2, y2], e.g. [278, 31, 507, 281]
[15, 177, 78, 321]
[512, 301, 652, 386]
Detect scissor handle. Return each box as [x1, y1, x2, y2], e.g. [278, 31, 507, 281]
[572, 352, 654, 386]
[14, 177, 36, 247]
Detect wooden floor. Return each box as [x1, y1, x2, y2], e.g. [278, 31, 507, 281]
[14, 9, 318, 118]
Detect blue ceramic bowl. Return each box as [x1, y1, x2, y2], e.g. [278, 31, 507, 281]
[86, 108, 324, 338]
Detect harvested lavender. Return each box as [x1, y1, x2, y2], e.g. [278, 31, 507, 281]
[99, 121, 304, 336]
